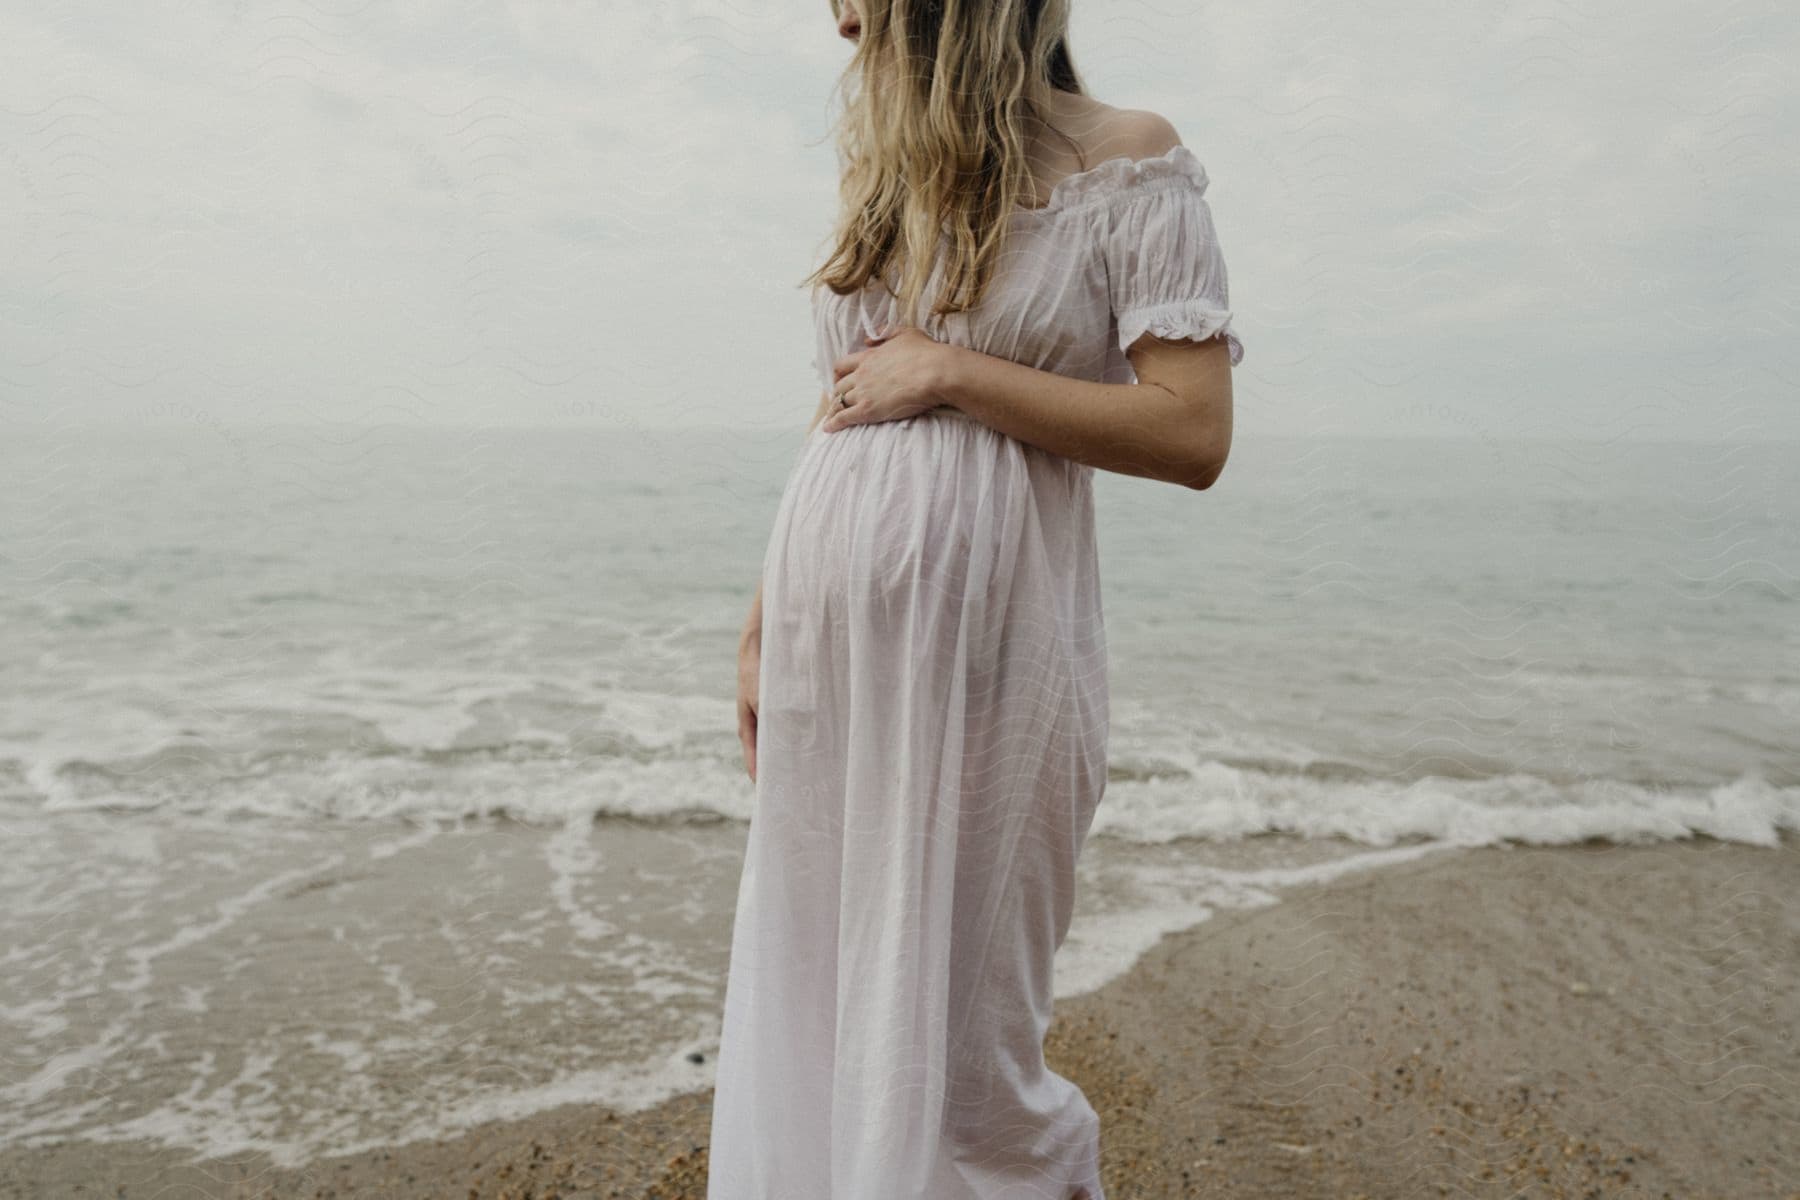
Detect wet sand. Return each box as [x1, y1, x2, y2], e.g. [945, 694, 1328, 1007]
[4, 835, 1794, 1198]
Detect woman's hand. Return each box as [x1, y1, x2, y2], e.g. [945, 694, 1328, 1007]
[820, 325, 961, 433]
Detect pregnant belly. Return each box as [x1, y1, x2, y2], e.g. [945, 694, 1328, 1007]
[765, 410, 1076, 616]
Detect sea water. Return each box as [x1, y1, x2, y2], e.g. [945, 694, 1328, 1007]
[2, 423, 1794, 1165]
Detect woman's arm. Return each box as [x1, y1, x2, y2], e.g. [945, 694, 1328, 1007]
[935, 335, 1234, 489]
[739, 386, 837, 781]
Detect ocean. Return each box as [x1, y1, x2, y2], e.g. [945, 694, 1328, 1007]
[3, 422, 1795, 1167]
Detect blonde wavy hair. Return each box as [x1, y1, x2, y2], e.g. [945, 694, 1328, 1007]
[805, 0, 1090, 328]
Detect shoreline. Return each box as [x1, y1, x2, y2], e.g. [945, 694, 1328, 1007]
[4, 834, 1794, 1198]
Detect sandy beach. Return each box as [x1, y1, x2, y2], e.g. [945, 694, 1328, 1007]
[4, 832, 1793, 1199]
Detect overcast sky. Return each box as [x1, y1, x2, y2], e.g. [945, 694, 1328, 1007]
[3, 1, 1793, 441]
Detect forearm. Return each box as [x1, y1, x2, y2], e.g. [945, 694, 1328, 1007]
[934, 345, 1217, 487]
[742, 579, 762, 648]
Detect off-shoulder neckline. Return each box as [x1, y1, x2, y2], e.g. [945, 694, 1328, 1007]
[1012, 142, 1209, 218]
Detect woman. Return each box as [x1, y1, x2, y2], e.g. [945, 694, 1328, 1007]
[710, 0, 1241, 1195]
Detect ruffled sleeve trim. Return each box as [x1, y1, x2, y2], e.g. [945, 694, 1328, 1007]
[1116, 299, 1245, 367]
[1035, 144, 1212, 215]
[1101, 156, 1245, 367]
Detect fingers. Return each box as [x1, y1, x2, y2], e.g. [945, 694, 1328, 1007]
[832, 332, 891, 376]
[831, 350, 864, 380]
[832, 322, 914, 376]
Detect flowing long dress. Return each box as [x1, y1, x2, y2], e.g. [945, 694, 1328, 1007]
[707, 144, 1244, 1200]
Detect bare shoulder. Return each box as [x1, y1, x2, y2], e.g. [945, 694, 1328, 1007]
[1054, 98, 1185, 166]
[1100, 108, 1184, 160]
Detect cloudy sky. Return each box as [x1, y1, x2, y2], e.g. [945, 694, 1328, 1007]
[3, 1, 1793, 441]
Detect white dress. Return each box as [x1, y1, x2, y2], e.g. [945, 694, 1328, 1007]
[708, 144, 1243, 1200]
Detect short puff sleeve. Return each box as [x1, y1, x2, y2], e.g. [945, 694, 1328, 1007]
[1103, 152, 1244, 367]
